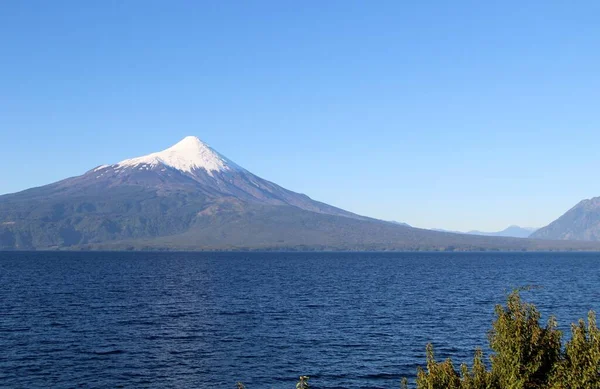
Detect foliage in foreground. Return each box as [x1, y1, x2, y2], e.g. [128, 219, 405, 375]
[408, 290, 600, 389]
[238, 291, 600, 388]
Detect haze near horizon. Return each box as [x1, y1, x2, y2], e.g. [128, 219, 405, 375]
[1, 1, 599, 231]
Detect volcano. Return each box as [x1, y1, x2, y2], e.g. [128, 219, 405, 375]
[2, 136, 599, 251]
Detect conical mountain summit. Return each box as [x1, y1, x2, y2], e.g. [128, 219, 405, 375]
[114, 136, 240, 175]
[2, 136, 600, 251]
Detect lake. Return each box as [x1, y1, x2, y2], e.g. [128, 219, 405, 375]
[1, 252, 599, 388]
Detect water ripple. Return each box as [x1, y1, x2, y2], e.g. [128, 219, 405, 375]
[1, 251, 599, 388]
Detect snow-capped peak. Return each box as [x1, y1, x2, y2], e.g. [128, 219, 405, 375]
[116, 136, 238, 176]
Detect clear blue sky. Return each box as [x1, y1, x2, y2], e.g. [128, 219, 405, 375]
[1, 1, 599, 231]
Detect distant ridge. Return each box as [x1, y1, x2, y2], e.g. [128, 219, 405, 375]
[431, 226, 537, 238]
[467, 225, 537, 238]
[0, 136, 598, 251]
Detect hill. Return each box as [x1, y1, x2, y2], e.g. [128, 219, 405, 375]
[531, 197, 600, 241]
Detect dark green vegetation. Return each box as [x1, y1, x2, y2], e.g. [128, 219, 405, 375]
[2, 171, 600, 251]
[532, 196, 600, 241]
[408, 290, 600, 389]
[3, 181, 600, 252]
[3, 145, 600, 250]
[237, 291, 600, 388]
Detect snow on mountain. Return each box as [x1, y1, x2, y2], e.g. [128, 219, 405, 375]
[80, 135, 365, 220]
[2, 135, 600, 251]
[116, 136, 240, 176]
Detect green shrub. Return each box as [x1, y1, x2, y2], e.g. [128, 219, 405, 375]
[415, 343, 461, 388]
[411, 290, 599, 389]
[237, 291, 600, 388]
[413, 344, 494, 389]
[549, 311, 600, 389]
[488, 290, 561, 388]
[459, 348, 494, 389]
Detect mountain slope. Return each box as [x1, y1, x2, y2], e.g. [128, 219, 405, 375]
[80, 205, 600, 252]
[1, 136, 600, 251]
[531, 197, 600, 241]
[0, 137, 366, 249]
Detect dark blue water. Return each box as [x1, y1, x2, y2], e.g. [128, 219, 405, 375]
[1, 252, 599, 388]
